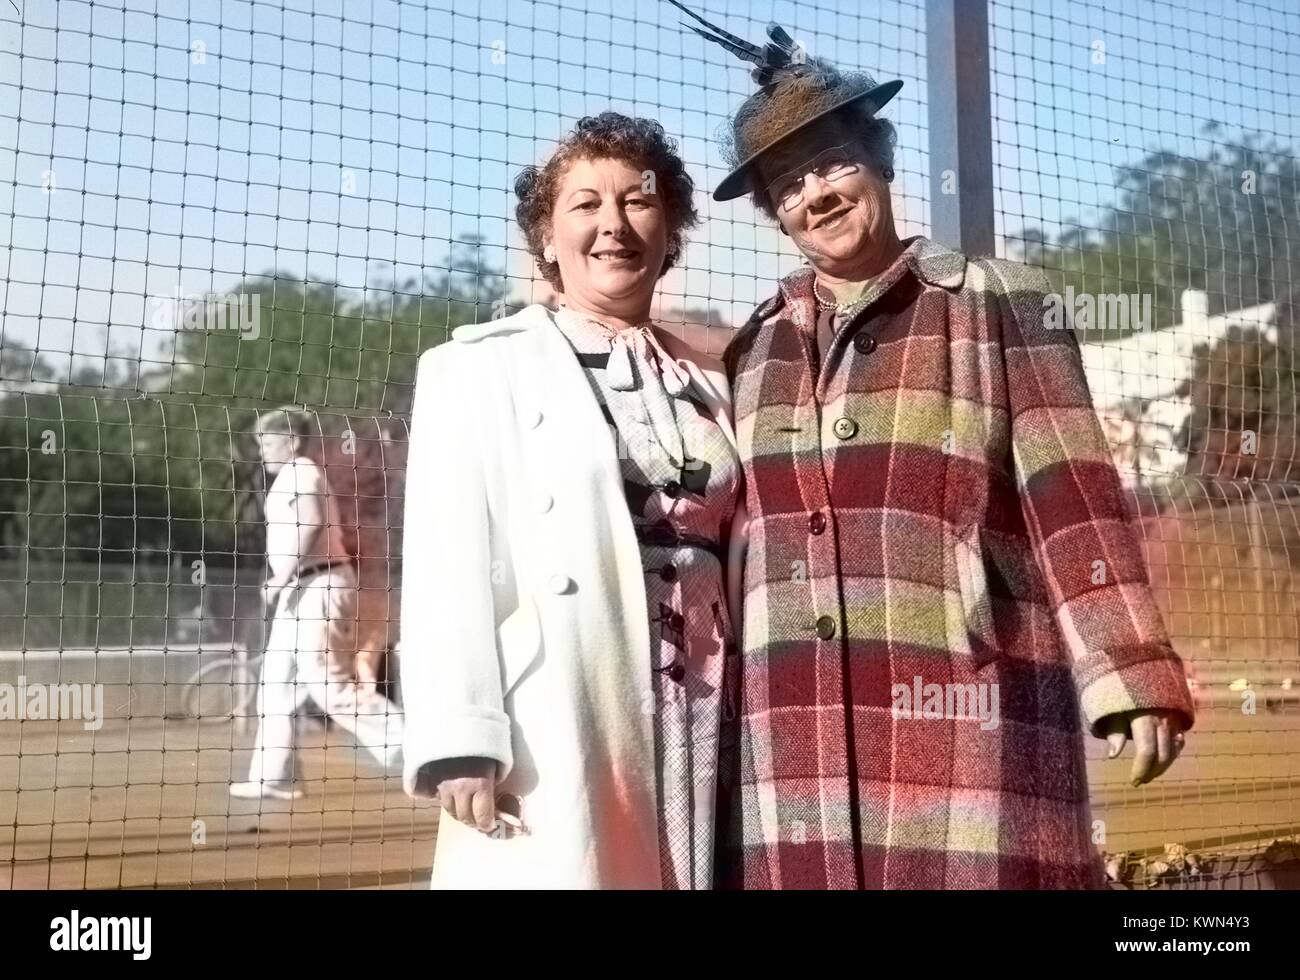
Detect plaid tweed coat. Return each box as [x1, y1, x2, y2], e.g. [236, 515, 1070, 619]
[716, 235, 1196, 889]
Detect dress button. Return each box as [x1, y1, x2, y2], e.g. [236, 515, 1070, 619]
[660, 562, 677, 582]
[832, 417, 858, 440]
[667, 662, 686, 683]
[662, 480, 681, 499]
[525, 408, 543, 429]
[669, 611, 685, 631]
[853, 332, 877, 354]
[536, 492, 554, 514]
[815, 615, 837, 640]
[547, 574, 571, 594]
[809, 511, 827, 535]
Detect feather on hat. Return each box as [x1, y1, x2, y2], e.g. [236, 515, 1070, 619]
[665, 0, 902, 201]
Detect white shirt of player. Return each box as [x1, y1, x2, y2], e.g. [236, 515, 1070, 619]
[264, 455, 350, 583]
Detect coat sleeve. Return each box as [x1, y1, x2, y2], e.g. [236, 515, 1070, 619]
[988, 259, 1196, 738]
[400, 341, 512, 798]
[725, 498, 749, 644]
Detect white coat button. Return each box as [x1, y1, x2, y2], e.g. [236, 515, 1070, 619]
[547, 573, 571, 594]
[525, 408, 543, 428]
[536, 492, 554, 514]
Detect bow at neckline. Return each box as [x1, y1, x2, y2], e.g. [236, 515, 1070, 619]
[555, 307, 693, 470]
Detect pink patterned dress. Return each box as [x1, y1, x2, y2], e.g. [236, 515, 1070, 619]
[554, 307, 740, 889]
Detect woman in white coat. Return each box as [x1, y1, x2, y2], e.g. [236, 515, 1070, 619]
[402, 113, 744, 889]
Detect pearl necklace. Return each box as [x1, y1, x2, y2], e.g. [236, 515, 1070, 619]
[814, 280, 873, 318]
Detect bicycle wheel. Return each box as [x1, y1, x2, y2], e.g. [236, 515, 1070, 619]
[183, 654, 255, 722]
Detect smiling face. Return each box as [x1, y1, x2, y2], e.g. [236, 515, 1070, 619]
[757, 114, 896, 279]
[546, 155, 669, 319]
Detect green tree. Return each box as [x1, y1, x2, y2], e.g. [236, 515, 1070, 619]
[1174, 325, 1300, 487]
[1012, 126, 1300, 342]
[0, 239, 508, 565]
[148, 237, 507, 415]
[0, 377, 206, 564]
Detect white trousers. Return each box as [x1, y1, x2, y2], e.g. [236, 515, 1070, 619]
[244, 564, 404, 784]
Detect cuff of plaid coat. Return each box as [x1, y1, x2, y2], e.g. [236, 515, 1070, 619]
[1074, 642, 1196, 738]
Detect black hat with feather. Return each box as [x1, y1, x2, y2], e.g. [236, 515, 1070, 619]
[665, 0, 902, 202]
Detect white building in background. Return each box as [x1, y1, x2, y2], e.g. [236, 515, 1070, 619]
[1080, 289, 1278, 487]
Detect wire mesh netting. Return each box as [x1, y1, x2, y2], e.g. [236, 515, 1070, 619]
[1, 0, 1297, 889]
[990, 0, 1300, 887]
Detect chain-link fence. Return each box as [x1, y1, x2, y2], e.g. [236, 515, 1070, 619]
[1, 0, 1297, 889]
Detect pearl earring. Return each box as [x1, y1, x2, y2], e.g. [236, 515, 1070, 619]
[543, 245, 555, 263]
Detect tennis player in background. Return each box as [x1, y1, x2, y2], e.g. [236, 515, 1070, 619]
[231, 408, 403, 800]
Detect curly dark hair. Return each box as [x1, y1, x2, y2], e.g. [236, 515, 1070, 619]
[515, 112, 699, 291]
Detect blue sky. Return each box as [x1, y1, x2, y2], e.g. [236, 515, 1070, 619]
[0, 0, 1296, 381]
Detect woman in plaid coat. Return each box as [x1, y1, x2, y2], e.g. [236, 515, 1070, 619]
[673, 5, 1197, 888]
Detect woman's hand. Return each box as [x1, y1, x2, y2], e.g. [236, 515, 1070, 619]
[1099, 709, 1187, 787]
[432, 757, 498, 832]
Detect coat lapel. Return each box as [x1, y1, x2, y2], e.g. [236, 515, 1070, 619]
[498, 307, 661, 885]
[505, 305, 738, 509]
[770, 238, 968, 404]
[525, 307, 630, 501]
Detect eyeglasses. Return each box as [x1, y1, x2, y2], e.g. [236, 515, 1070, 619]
[765, 144, 862, 212]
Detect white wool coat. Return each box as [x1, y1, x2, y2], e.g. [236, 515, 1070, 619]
[401, 304, 742, 889]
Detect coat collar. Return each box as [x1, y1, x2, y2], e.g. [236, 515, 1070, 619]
[450, 305, 549, 342]
[453, 304, 737, 455]
[775, 234, 967, 311]
[903, 235, 968, 289]
[758, 236, 967, 405]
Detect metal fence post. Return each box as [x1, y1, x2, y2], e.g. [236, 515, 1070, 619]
[926, 0, 996, 256]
